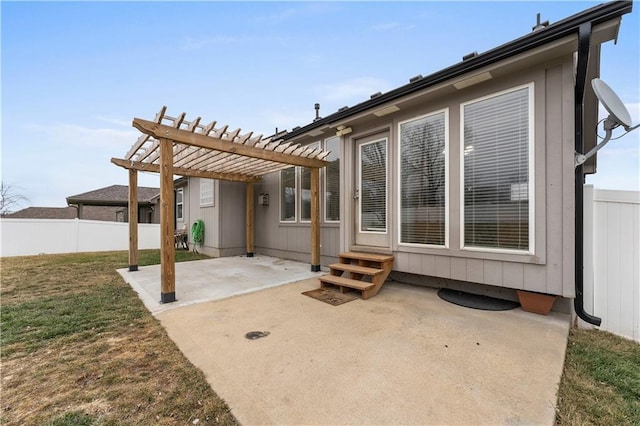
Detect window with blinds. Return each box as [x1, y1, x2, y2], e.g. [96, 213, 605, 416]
[200, 179, 214, 206]
[324, 136, 340, 222]
[462, 84, 532, 251]
[280, 167, 297, 222]
[300, 143, 319, 222]
[399, 111, 447, 246]
[360, 139, 387, 232]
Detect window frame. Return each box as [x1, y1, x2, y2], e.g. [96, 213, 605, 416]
[358, 137, 389, 235]
[459, 82, 535, 255]
[323, 136, 341, 224]
[279, 166, 298, 223]
[397, 109, 449, 249]
[199, 179, 214, 207]
[176, 188, 184, 220]
[299, 142, 320, 223]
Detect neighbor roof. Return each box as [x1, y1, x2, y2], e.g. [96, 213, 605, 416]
[282, 0, 632, 140]
[66, 185, 159, 206]
[5, 207, 78, 220]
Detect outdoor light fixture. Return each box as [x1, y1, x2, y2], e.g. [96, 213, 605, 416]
[575, 78, 639, 167]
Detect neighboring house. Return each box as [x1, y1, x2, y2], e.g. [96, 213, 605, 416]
[66, 185, 160, 223]
[4, 206, 78, 219]
[147, 2, 632, 320]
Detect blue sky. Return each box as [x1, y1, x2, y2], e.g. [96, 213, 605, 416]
[2, 1, 639, 209]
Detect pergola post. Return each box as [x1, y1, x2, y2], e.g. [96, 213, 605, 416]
[246, 182, 254, 257]
[128, 169, 139, 271]
[160, 138, 176, 303]
[310, 167, 320, 272]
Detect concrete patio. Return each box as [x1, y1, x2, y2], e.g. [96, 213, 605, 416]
[119, 256, 571, 425]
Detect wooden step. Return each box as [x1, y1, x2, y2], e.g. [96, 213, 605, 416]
[339, 251, 394, 263]
[319, 275, 374, 291]
[329, 263, 383, 276]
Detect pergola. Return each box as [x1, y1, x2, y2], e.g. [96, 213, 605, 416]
[112, 107, 329, 303]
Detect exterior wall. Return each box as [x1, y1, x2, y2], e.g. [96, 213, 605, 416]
[0, 218, 160, 257]
[219, 180, 247, 257]
[341, 59, 577, 297]
[254, 56, 580, 297]
[254, 172, 341, 266]
[183, 178, 246, 257]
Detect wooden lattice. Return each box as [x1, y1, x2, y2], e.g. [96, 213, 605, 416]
[112, 107, 330, 182]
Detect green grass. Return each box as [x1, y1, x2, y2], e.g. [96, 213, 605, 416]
[1, 250, 236, 426]
[556, 328, 640, 425]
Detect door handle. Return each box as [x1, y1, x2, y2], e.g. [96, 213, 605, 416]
[354, 189, 360, 200]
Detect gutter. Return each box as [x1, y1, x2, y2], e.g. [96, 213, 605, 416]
[283, 0, 632, 141]
[574, 22, 601, 326]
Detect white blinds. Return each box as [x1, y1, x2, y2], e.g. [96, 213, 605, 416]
[463, 86, 530, 250]
[360, 139, 387, 232]
[400, 112, 446, 245]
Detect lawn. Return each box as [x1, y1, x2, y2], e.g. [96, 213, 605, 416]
[1, 251, 638, 425]
[0, 250, 237, 426]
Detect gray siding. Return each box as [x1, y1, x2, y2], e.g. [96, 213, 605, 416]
[254, 171, 340, 266]
[384, 60, 576, 297]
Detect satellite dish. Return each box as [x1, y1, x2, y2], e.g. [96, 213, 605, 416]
[575, 78, 638, 168]
[591, 78, 632, 129]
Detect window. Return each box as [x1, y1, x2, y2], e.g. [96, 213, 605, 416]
[300, 142, 319, 222]
[176, 188, 184, 220]
[399, 111, 447, 246]
[280, 167, 297, 222]
[200, 179, 214, 206]
[324, 136, 340, 222]
[462, 84, 533, 252]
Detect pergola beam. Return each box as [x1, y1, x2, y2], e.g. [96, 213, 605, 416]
[111, 157, 261, 183]
[159, 138, 175, 303]
[133, 118, 329, 169]
[128, 169, 138, 272]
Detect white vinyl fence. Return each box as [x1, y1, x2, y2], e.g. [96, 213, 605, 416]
[583, 185, 640, 342]
[0, 218, 160, 257]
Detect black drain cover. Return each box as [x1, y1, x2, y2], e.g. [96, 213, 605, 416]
[245, 331, 270, 340]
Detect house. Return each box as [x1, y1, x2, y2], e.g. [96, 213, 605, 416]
[66, 185, 160, 223]
[115, 1, 633, 320]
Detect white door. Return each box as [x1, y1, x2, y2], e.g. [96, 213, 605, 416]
[354, 134, 389, 248]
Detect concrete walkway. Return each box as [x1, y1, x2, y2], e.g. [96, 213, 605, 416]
[130, 258, 570, 425]
[117, 254, 325, 315]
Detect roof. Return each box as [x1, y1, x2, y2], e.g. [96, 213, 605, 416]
[66, 185, 160, 206]
[5, 207, 78, 219]
[282, 0, 633, 141]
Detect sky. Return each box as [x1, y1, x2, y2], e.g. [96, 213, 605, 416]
[2, 1, 639, 210]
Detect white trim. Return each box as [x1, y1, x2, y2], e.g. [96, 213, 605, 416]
[357, 137, 388, 235]
[459, 82, 535, 254]
[396, 108, 449, 249]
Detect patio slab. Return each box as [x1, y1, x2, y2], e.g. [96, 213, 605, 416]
[156, 278, 570, 425]
[117, 254, 325, 315]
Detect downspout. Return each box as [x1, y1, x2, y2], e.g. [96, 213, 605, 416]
[574, 22, 601, 326]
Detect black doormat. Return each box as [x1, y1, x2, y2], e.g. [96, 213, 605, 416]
[302, 288, 358, 306]
[438, 288, 520, 311]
